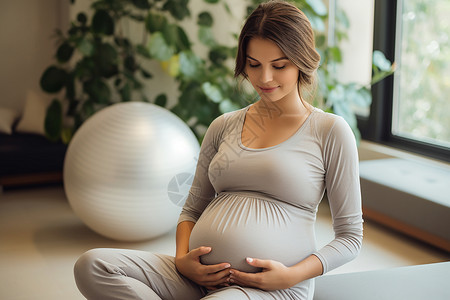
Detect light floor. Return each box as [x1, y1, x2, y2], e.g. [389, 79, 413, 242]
[0, 185, 448, 300]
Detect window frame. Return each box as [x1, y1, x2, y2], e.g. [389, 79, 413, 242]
[358, 0, 450, 162]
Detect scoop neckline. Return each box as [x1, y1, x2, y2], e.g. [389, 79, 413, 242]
[238, 104, 316, 151]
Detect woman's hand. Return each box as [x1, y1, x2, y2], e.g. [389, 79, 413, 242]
[228, 257, 295, 290]
[175, 246, 231, 290]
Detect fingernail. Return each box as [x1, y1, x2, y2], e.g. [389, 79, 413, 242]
[225, 264, 231, 268]
[247, 257, 253, 263]
[229, 270, 234, 274]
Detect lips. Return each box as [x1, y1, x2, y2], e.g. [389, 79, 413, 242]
[259, 86, 279, 93]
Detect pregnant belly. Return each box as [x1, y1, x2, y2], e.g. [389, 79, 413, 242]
[189, 192, 316, 273]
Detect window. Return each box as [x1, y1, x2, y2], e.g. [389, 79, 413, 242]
[360, 0, 450, 162]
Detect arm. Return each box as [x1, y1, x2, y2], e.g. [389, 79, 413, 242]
[313, 116, 363, 274]
[177, 115, 225, 225]
[174, 116, 232, 289]
[175, 221, 195, 259]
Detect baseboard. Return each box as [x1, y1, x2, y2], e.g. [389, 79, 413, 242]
[0, 172, 63, 188]
[363, 207, 450, 253]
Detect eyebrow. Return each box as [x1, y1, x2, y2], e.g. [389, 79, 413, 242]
[246, 55, 289, 62]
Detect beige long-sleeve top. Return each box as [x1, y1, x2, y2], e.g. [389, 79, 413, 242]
[178, 104, 363, 275]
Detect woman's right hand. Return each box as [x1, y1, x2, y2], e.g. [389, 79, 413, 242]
[175, 246, 231, 290]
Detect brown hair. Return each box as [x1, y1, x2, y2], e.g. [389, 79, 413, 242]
[234, 0, 320, 100]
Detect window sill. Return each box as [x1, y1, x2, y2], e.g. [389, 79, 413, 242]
[358, 140, 450, 252]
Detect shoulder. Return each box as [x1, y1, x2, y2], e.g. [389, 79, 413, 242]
[309, 108, 357, 156]
[203, 106, 247, 144]
[310, 108, 346, 131]
[309, 108, 353, 141]
[208, 106, 247, 131]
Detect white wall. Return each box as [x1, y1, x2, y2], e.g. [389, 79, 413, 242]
[337, 0, 375, 86]
[0, 0, 67, 113]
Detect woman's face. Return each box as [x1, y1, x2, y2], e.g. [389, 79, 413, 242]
[245, 37, 300, 103]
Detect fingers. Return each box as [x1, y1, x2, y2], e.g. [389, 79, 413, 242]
[201, 266, 232, 286]
[204, 262, 231, 274]
[229, 269, 256, 283]
[228, 268, 263, 289]
[190, 246, 212, 258]
[245, 257, 271, 269]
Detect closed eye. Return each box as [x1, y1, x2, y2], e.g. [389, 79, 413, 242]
[248, 63, 286, 70]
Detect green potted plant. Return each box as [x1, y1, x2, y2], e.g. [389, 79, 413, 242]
[40, 0, 394, 144]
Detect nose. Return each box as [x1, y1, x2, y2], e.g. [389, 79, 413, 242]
[260, 66, 273, 83]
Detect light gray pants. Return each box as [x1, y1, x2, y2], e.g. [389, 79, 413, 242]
[74, 248, 312, 300]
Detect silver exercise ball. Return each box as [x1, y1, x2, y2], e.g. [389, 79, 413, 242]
[64, 102, 200, 241]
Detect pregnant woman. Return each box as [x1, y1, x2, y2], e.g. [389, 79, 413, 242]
[74, 1, 363, 299]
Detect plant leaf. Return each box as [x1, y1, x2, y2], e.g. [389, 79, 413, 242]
[154, 94, 167, 107]
[306, 0, 327, 16]
[81, 100, 95, 118]
[373, 50, 392, 71]
[327, 84, 345, 107]
[77, 12, 87, 24]
[56, 42, 74, 62]
[45, 99, 62, 141]
[303, 10, 325, 32]
[136, 44, 151, 58]
[84, 79, 111, 104]
[328, 46, 342, 63]
[348, 86, 372, 108]
[65, 73, 76, 101]
[209, 46, 230, 65]
[219, 98, 240, 113]
[197, 11, 213, 27]
[92, 10, 114, 35]
[95, 42, 118, 77]
[198, 26, 216, 47]
[162, 23, 179, 47]
[145, 11, 168, 33]
[176, 26, 191, 51]
[179, 51, 203, 79]
[202, 82, 222, 103]
[131, 0, 150, 9]
[140, 67, 153, 78]
[61, 127, 73, 144]
[160, 54, 180, 77]
[40, 66, 67, 93]
[119, 82, 131, 101]
[77, 38, 94, 56]
[148, 32, 175, 61]
[124, 55, 137, 72]
[333, 100, 357, 128]
[162, 0, 190, 21]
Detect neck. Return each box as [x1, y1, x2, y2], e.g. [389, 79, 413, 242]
[253, 96, 311, 119]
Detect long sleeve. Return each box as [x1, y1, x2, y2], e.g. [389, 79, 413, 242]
[313, 116, 364, 274]
[177, 115, 226, 225]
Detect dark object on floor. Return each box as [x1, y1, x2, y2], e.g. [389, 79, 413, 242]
[0, 133, 66, 188]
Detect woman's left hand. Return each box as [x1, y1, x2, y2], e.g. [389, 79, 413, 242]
[228, 257, 296, 291]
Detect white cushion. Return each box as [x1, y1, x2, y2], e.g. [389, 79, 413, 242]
[15, 91, 51, 135]
[0, 107, 18, 135]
